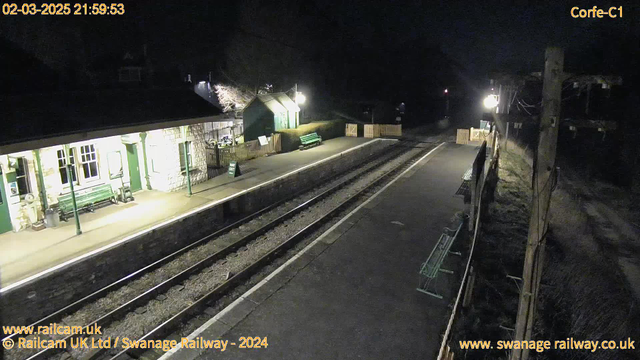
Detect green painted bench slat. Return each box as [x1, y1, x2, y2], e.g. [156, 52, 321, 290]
[417, 219, 463, 299]
[299, 132, 322, 149]
[58, 183, 115, 220]
[419, 227, 457, 278]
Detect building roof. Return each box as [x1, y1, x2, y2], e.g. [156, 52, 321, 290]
[246, 92, 300, 114]
[273, 93, 300, 112]
[0, 88, 222, 151]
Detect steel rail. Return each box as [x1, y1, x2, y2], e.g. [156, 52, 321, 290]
[111, 143, 434, 360]
[22, 142, 414, 360]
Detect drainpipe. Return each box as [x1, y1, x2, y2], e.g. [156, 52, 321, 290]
[139, 132, 152, 190]
[33, 149, 48, 212]
[64, 144, 82, 235]
[184, 141, 192, 196]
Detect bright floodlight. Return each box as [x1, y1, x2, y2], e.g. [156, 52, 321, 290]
[483, 95, 499, 109]
[296, 92, 306, 105]
[444, 89, 448, 94]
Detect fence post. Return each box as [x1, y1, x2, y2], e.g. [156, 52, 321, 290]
[463, 266, 476, 308]
[215, 143, 220, 168]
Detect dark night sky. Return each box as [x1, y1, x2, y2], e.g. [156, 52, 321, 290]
[1, 0, 638, 106]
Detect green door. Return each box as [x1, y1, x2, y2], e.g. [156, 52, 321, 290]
[125, 144, 142, 192]
[0, 171, 13, 234]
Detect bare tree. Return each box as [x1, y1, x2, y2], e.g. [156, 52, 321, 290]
[213, 84, 254, 113]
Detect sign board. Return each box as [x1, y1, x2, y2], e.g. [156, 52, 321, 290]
[258, 135, 269, 146]
[228, 161, 241, 177]
[8, 182, 18, 197]
[514, 122, 523, 129]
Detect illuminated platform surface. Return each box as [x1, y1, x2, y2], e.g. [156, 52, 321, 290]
[172, 143, 478, 360]
[0, 137, 377, 288]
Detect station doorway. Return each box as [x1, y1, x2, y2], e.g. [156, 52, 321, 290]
[125, 144, 142, 192]
[0, 170, 13, 234]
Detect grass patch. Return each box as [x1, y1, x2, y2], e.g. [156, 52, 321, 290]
[535, 188, 640, 360]
[450, 149, 532, 359]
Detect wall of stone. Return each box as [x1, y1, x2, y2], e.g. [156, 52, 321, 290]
[0, 139, 393, 326]
[146, 125, 207, 192]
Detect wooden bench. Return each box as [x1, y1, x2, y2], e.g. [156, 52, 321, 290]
[58, 183, 117, 221]
[417, 220, 463, 299]
[299, 132, 322, 150]
[455, 167, 473, 199]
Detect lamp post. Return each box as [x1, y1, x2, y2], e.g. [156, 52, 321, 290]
[444, 88, 449, 116]
[180, 126, 192, 196]
[64, 144, 82, 235]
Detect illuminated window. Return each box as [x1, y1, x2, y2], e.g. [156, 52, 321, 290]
[15, 157, 31, 196]
[80, 144, 99, 180]
[178, 142, 192, 172]
[57, 148, 78, 185]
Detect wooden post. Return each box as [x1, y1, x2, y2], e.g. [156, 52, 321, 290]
[505, 122, 510, 151]
[463, 266, 476, 308]
[469, 142, 487, 231]
[510, 47, 563, 360]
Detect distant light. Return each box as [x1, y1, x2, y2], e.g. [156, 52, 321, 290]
[444, 89, 448, 94]
[296, 92, 306, 105]
[483, 95, 499, 109]
[491, 88, 494, 91]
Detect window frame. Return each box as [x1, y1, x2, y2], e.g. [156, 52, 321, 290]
[178, 141, 193, 172]
[57, 148, 78, 186]
[79, 144, 100, 181]
[14, 157, 31, 198]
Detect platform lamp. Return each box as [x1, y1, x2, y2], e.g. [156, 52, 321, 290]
[180, 125, 192, 196]
[64, 144, 82, 235]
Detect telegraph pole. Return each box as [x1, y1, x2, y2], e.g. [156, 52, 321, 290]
[510, 47, 564, 360]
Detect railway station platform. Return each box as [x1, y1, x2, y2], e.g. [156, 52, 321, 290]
[168, 142, 478, 360]
[0, 137, 382, 289]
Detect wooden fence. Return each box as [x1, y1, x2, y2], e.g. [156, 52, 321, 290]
[361, 124, 402, 138]
[345, 123, 358, 137]
[206, 134, 281, 172]
[364, 124, 381, 138]
[456, 129, 470, 144]
[437, 132, 501, 360]
[381, 124, 402, 136]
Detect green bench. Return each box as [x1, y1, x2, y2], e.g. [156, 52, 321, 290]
[299, 132, 322, 150]
[58, 183, 117, 221]
[417, 220, 463, 299]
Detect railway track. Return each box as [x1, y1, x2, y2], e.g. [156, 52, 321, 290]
[5, 139, 441, 360]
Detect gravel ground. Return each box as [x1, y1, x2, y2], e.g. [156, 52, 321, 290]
[21, 142, 437, 360]
[8, 142, 424, 360]
[66, 144, 428, 359]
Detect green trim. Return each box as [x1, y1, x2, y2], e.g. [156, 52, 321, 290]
[0, 168, 13, 234]
[64, 144, 82, 235]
